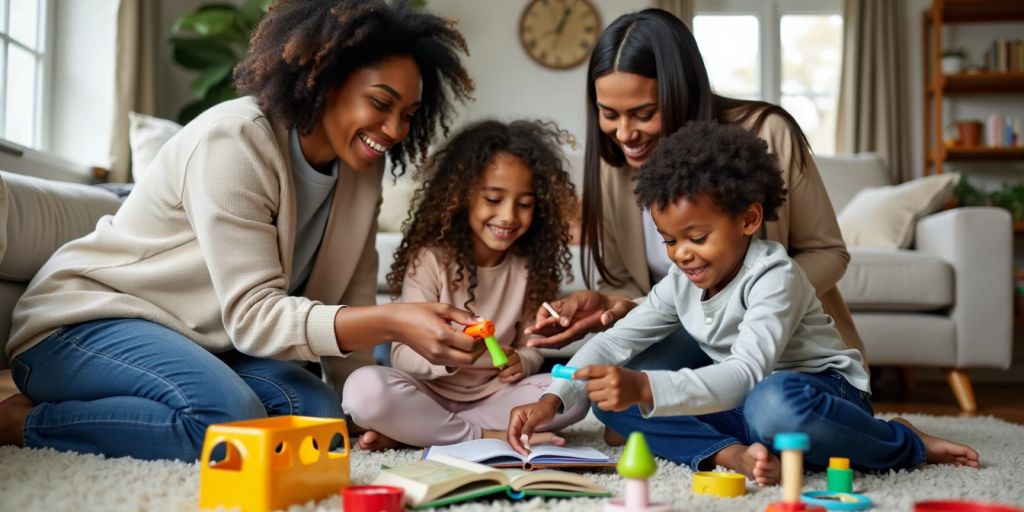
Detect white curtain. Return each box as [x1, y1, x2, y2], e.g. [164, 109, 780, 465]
[836, 0, 912, 183]
[109, 0, 159, 183]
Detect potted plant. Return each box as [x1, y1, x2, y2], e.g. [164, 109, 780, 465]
[941, 47, 968, 74]
[169, 0, 272, 124]
[955, 119, 984, 147]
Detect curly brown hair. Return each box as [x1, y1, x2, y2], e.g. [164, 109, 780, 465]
[635, 121, 787, 221]
[233, 0, 474, 176]
[387, 119, 578, 314]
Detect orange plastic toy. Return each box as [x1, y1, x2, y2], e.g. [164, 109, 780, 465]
[199, 415, 350, 511]
[463, 319, 509, 368]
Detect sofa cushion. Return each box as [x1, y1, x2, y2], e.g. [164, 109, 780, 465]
[129, 112, 181, 183]
[0, 171, 122, 281]
[815, 153, 891, 212]
[837, 173, 959, 249]
[837, 248, 954, 311]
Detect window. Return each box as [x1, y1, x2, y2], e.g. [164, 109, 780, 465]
[694, 0, 843, 154]
[0, 0, 49, 149]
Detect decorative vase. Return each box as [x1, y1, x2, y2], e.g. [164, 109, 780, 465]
[957, 121, 983, 147]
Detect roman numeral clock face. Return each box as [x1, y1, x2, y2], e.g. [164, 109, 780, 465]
[519, 0, 601, 70]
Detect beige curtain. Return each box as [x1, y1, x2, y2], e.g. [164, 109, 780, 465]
[836, 0, 912, 183]
[109, 0, 160, 183]
[654, 0, 695, 29]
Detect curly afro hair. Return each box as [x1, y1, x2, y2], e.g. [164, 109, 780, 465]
[387, 119, 578, 313]
[233, 0, 474, 177]
[635, 121, 787, 221]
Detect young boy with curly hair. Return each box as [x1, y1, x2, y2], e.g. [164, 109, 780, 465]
[508, 121, 979, 484]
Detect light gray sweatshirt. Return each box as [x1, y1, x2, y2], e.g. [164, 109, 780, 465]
[548, 237, 870, 417]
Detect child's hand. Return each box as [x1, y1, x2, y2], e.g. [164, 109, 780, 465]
[498, 348, 525, 383]
[576, 365, 653, 412]
[507, 394, 561, 455]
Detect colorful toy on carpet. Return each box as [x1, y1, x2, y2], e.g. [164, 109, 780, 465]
[464, 319, 508, 368]
[605, 432, 671, 512]
[765, 432, 825, 512]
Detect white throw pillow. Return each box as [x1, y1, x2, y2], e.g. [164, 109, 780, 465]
[378, 176, 418, 233]
[838, 173, 959, 249]
[128, 112, 182, 183]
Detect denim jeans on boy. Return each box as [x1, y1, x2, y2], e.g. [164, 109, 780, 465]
[10, 319, 343, 461]
[594, 370, 926, 472]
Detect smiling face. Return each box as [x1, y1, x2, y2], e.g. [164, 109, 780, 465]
[594, 71, 662, 169]
[651, 193, 762, 298]
[467, 152, 537, 267]
[306, 55, 422, 172]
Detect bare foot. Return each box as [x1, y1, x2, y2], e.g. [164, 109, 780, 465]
[0, 394, 34, 447]
[713, 443, 781, 487]
[356, 430, 405, 451]
[603, 427, 626, 447]
[893, 417, 980, 468]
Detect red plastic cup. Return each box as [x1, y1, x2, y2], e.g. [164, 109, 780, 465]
[914, 501, 1023, 512]
[342, 485, 404, 512]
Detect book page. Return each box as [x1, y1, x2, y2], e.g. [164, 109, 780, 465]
[424, 438, 524, 464]
[373, 457, 507, 505]
[525, 444, 610, 463]
[505, 469, 608, 493]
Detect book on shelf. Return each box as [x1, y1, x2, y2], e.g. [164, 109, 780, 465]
[372, 455, 612, 509]
[422, 438, 616, 470]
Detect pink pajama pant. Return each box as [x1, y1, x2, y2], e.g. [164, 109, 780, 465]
[341, 366, 590, 447]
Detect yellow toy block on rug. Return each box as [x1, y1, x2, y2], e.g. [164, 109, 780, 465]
[199, 416, 350, 511]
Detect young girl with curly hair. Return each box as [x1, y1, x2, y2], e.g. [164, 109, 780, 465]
[342, 119, 588, 450]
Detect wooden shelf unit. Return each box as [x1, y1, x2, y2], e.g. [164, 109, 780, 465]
[923, 0, 1024, 176]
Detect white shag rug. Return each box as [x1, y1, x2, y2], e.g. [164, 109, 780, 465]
[1, 413, 1022, 512]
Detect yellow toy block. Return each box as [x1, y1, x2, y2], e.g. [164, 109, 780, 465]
[199, 415, 350, 511]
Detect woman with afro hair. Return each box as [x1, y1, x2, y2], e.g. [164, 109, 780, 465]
[2, 0, 479, 461]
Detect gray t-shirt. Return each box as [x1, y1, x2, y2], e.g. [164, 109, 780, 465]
[548, 237, 870, 417]
[288, 129, 337, 293]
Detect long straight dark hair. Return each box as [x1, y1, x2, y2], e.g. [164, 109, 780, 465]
[580, 8, 811, 289]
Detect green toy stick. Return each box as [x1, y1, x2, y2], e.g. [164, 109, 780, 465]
[463, 320, 509, 368]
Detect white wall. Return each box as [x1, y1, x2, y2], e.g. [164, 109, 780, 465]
[47, 0, 119, 172]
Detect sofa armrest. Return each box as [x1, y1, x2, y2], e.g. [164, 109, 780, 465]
[915, 207, 1012, 368]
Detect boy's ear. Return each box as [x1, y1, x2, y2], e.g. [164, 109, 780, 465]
[741, 203, 763, 236]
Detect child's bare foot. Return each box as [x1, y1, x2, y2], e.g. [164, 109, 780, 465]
[0, 394, 34, 447]
[893, 417, 980, 468]
[713, 443, 781, 487]
[356, 430, 405, 451]
[603, 427, 626, 447]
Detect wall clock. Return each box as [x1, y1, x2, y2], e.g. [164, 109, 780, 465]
[518, 0, 601, 70]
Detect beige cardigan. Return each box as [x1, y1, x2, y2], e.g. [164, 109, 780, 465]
[7, 97, 382, 391]
[596, 113, 867, 360]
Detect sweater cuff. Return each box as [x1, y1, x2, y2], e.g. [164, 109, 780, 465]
[640, 370, 675, 418]
[307, 304, 345, 358]
[546, 378, 587, 413]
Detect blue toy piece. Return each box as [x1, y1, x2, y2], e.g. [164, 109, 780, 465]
[773, 432, 810, 451]
[801, 491, 873, 510]
[551, 364, 579, 380]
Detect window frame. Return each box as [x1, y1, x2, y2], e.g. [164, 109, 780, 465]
[695, 0, 842, 105]
[0, 0, 53, 150]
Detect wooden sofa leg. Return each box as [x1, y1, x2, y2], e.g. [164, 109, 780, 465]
[945, 369, 977, 412]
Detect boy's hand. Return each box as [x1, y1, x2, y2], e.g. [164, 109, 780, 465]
[577, 365, 653, 412]
[498, 348, 525, 383]
[507, 394, 561, 455]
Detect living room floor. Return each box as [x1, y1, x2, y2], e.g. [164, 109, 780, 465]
[2, 369, 1023, 424]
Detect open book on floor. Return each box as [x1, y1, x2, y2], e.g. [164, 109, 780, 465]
[373, 454, 612, 509]
[422, 438, 615, 470]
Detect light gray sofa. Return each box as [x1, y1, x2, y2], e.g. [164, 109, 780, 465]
[817, 154, 1013, 411]
[0, 171, 122, 362]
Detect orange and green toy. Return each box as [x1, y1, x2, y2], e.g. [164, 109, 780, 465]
[827, 457, 854, 493]
[604, 432, 670, 512]
[463, 319, 509, 368]
[199, 415, 350, 512]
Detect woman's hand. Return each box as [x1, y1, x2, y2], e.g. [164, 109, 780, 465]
[507, 394, 561, 455]
[577, 365, 652, 412]
[334, 302, 485, 366]
[498, 348, 526, 383]
[523, 290, 638, 348]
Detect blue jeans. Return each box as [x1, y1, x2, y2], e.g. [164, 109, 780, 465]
[10, 319, 343, 461]
[594, 371, 925, 472]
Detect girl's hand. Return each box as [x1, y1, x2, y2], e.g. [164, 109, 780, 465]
[498, 348, 525, 383]
[507, 394, 561, 455]
[336, 303, 485, 366]
[577, 365, 653, 412]
[524, 291, 638, 348]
